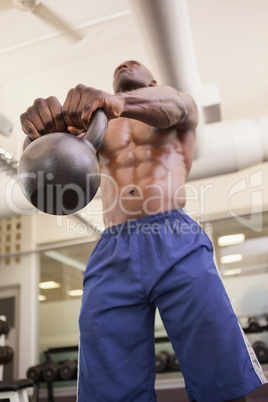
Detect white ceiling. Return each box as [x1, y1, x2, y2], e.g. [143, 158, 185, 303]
[0, 0, 267, 159]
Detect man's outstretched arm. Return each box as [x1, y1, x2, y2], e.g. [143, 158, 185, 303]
[118, 86, 198, 131]
[62, 84, 198, 133]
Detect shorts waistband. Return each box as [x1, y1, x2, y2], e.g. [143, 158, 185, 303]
[101, 209, 192, 237]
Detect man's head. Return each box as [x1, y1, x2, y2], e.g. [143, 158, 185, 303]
[113, 60, 156, 93]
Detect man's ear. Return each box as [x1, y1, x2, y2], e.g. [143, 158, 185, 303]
[149, 80, 157, 87]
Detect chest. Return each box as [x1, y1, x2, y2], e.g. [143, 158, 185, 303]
[99, 117, 179, 160]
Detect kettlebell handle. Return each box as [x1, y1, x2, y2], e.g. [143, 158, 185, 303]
[23, 109, 108, 151]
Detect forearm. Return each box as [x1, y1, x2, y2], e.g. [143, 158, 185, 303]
[116, 86, 198, 131]
[60, 83, 198, 132]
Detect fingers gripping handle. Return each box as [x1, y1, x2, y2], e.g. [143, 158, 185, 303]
[22, 109, 108, 151]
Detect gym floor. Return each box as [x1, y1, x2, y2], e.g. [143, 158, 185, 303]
[33, 366, 268, 402]
[156, 384, 268, 402]
[35, 384, 268, 402]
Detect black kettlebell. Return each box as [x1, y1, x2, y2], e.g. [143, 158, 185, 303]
[18, 109, 108, 215]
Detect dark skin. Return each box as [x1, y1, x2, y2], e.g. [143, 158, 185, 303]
[20, 60, 197, 226]
[20, 60, 247, 401]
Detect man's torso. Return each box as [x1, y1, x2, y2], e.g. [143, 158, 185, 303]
[98, 117, 195, 226]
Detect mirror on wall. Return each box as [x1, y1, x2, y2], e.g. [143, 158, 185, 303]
[39, 241, 97, 354]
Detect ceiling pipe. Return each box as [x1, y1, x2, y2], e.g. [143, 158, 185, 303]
[128, 0, 207, 157]
[188, 117, 268, 180]
[128, 0, 201, 97]
[128, 0, 268, 179]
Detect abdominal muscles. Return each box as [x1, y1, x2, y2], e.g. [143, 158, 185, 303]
[100, 144, 187, 226]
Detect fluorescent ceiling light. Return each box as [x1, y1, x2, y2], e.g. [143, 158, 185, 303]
[67, 289, 83, 297]
[38, 295, 47, 301]
[220, 254, 243, 264]
[39, 281, 61, 290]
[222, 268, 242, 276]
[218, 234, 245, 247]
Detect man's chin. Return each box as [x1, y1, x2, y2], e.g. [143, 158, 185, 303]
[115, 81, 146, 93]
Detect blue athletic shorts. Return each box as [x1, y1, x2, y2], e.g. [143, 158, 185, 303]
[78, 209, 267, 402]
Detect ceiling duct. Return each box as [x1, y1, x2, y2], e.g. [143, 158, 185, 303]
[188, 117, 268, 180]
[128, 0, 268, 180]
[128, 0, 202, 99]
[128, 0, 209, 157]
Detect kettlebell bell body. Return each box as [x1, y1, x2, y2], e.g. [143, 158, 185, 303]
[18, 109, 108, 215]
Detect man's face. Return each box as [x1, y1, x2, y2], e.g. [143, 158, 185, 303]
[113, 60, 156, 93]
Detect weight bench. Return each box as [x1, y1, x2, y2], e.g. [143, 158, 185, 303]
[0, 378, 34, 402]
